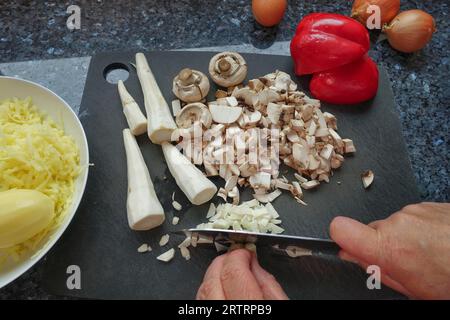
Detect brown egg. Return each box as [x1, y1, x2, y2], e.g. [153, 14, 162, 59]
[252, 0, 287, 27]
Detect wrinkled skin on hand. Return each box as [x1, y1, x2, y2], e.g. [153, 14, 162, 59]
[330, 202, 450, 300]
[196, 249, 288, 300]
[198, 203, 450, 300]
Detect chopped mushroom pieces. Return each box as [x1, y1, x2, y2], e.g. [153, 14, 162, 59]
[172, 201, 182, 211]
[343, 138, 356, 153]
[171, 99, 181, 117]
[362, 170, 374, 189]
[178, 237, 191, 248]
[171, 65, 356, 207]
[215, 242, 228, 252]
[301, 180, 320, 190]
[206, 203, 216, 219]
[137, 244, 149, 253]
[159, 234, 170, 246]
[157, 248, 175, 262]
[285, 246, 312, 257]
[180, 246, 191, 260]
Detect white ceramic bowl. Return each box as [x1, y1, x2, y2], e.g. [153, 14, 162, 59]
[0, 77, 89, 288]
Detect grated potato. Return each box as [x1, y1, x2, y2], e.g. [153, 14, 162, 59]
[0, 98, 80, 267]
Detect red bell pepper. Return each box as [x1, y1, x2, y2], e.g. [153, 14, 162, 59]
[290, 13, 370, 75]
[309, 55, 379, 105]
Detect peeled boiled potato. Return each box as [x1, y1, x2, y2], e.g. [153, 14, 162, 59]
[0, 189, 54, 248]
[252, 0, 287, 27]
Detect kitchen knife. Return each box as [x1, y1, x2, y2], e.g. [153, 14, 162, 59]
[175, 228, 340, 257]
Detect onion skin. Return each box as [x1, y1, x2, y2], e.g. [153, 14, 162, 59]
[252, 0, 287, 27]
[384, 9, 436, 53]
[351, 0, 400, 27]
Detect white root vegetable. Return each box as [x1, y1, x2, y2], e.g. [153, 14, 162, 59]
[123, 129, 165, 230]
[162, 142, 217, 205]
[136, 53, 177, 144]
[118, 80, 147, 136]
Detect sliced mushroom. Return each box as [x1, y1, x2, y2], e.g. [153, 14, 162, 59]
[215, 89, 228, 99]
[232, 87, 255, 105]
[209, 52, 248, 87]
[171, 99, 181, 117]
[248, 78, 265, 92]
[320, 144, 334, 160]
[172, 68, 210, 103]
[238, 109, 261, 128]
[217, 187, 228, 201]
[249, 172, 271, 190]
[291, 181, 303, 198]
[343, 139, 356, 153]
[175, 103, 212, 129]
[209, 104, 242, 124]
[267, 102, 282, 124]
[253, 189, 282, 203]
[301, 180, 320, 190]
[228, 186, 240, 205]
[263, 71, 297, 92]
[224, 175, 238, 192]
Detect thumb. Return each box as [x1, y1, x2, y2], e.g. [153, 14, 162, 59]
[330, 216, 382, 266]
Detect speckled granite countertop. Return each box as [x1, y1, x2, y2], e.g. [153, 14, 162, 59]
[0, 0, 448, 299]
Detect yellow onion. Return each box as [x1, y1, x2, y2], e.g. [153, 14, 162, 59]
[351, 0, 400, 27]
[384, 9, 436, 53]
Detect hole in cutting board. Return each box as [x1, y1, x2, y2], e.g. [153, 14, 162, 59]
[103, 63, 130, 84]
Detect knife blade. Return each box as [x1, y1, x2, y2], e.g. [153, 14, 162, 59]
[174, 228, 340, 257]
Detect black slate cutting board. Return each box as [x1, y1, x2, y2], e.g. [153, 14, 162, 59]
[42, 51, 420, 299]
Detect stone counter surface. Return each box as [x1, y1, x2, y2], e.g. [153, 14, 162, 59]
[0, 0, 448, 299]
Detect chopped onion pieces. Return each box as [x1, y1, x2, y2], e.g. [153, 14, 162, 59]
[198, 199, 283, 234]
[159, 234, 170, 246]
[157, 248, 175, 262]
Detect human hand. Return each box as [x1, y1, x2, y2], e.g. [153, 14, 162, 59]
[197, 249, 288, 300]
[330, 202, 450, 299]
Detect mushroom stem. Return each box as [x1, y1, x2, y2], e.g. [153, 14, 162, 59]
[136, 53, 177, 144]
[118, 80, 147, 136]
[178, 68, 194, 85]
[123, 129, 165, 230]
[218, 58, 231, 72]
[162, 142, 217, 205]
